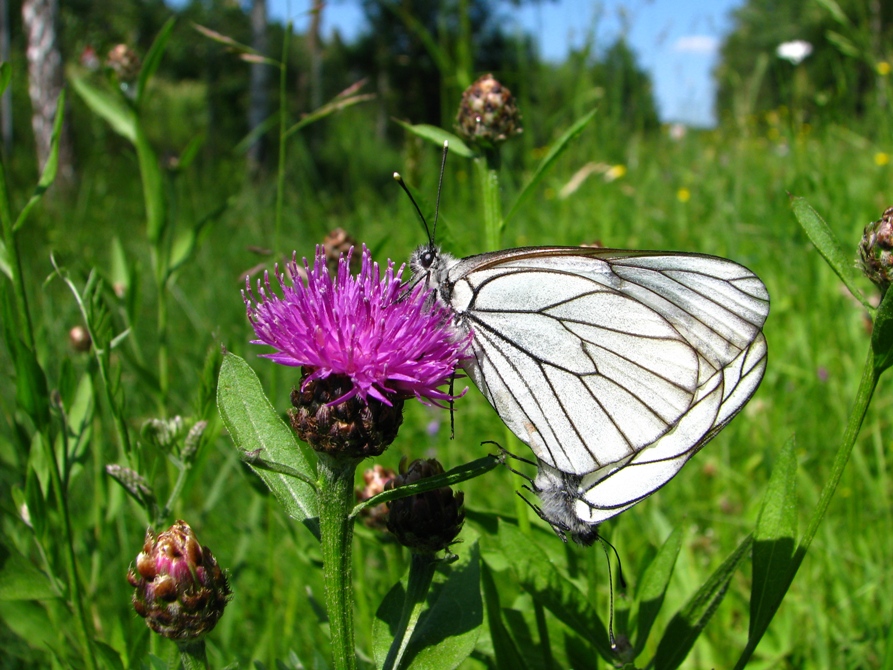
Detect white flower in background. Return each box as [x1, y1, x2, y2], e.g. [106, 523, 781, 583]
[777, 40, 813, 65]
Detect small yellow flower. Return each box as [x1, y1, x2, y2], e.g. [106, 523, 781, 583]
[875, 152, 890, 166]
[677, 187, 691, 203]
[878, 61, 891, 76]
[603, 164, 626, 182]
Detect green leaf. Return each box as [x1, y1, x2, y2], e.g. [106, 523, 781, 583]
[634, 526, 683, 655]
[0, 600, 62, 654]
[168, 202, 227, 275]
[498, 521, 614, 661]
[790, 196, 871, 310]
[651, 534, 753, 670]
[392, 120, 474, 158]
[816, 0, 853, 27]
[177, 131, 206, 171]
[284, 92, 375, 139]
[13, 89, 66, 232]
[0, 62, 10, 96]
[216, 352, 319, 538]
[374, 540, 482, 669]
[70, 76, 137, 143]
[136, 17, 176, 108]
[504, 109, 597, 228]
[872, 287, 893, 373]
[0, 545, 58, 600]
[825, 30, 861, 58]
[135, 126, 166, 244]
[0, 237, 9, 280]
[481, 559, 531, 670]
[14, 339, 49, 429]
[734, 437, 798, 668]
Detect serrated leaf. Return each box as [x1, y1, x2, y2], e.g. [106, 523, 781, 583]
[216, 352, 319, 538]
[136, 17, 176, 107]
[0, 545, 58, 600]
[498, 521, 614, 661]
[504, 109, 597, 228]
[734, 437, 798, 668]
[392, 120, 474, 158]
[790, 196, 870, 309]
[70, 76, 136, 143]
[651, 534, 753, 670]
[373, 540, 482, 669]
[634, 526, 683, 655]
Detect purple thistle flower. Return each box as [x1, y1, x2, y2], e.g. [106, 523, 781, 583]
[244, 246, 469, 407]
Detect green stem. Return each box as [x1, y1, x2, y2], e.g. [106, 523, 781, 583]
[0, 155, 35, 349]
[176, 637, 209, 670]
[44, 433, 96, 670]
[475, 152, 503, 251]
[157, 271, 169, 413]
[383, 552, 438, 670]
[317, 453, 360, 670]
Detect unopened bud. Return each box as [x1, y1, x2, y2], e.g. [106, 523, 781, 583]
[386, 458, 464, 554]
[455, 74, 523, 148]
[127, 520, 232, 640]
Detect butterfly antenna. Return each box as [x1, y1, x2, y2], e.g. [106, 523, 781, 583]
[599, 536, 618, 651]
[431, 141, 449, 245]
[393, 172, 431, 243]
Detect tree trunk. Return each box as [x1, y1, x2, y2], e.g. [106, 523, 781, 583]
[247, 0, 268, 172]
[22, 0, 73, 182]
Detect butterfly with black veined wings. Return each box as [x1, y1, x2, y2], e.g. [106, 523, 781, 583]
[409, 243, 769, 546]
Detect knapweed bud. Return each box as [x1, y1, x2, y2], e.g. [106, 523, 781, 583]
[859, 206, 893, 292]
[69, 325, 91, 352]
[322, 228, 360, 276]
[386, 459, 465, 554]
[127, 520, 231, 640]
[289, 372, 404, 457]
[106, 44, 141, 83]
[455, 74, 523, 147]
[356, 464, 397, 531]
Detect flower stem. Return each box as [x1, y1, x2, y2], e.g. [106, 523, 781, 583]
[316, 453, 360, 670]
[383, 552, 438, 670]
[475, 151, 503, 251]
[176, 637, 209, 670]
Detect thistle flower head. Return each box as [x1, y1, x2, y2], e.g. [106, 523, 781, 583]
[127, 520, 231, 640]
[244, 245, 467, 407]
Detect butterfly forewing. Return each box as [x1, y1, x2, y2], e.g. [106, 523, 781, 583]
[412, 244, 769, 538]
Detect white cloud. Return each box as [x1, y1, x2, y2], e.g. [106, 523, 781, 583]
[672, 36, 720, 55]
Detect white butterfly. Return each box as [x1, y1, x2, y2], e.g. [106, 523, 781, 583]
[410, 244, 769, 545]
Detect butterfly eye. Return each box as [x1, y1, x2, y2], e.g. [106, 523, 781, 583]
[420, 249, 436, 270]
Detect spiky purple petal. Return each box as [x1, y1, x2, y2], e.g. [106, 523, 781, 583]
[243, 246, 469, 406]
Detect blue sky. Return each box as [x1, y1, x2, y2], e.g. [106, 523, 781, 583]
[246, 0, 745, 127]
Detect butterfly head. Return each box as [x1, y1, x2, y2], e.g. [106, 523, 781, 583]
[533, 463, 601, 546]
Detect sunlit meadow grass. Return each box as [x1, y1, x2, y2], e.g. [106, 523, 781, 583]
[2, 82, 892, 667]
